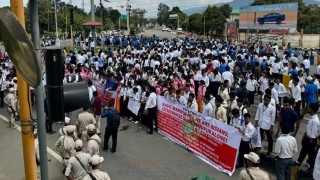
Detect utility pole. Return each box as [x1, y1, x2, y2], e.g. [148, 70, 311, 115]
[126, 0, 131, 35]
[204, 15, 206, 37]
[69, 0, 73, 49]
[9, 0, 37, 179]
[54, 0, 58, 38]
[30, 0, 49, 179]
[90, 0, 96, 51]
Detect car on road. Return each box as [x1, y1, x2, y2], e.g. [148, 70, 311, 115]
[162, 27, 167, 31]
[257, 12, 285, 24]
[177, 28, 182, 34]
[167, 28, 172, 32]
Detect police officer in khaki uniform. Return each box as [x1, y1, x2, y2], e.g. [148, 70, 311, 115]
[65, 139, 92, 180]
[4, 87, 18, 129]
[86, 124, 101, 156]
[76, 106, 96, 150]
[238, 152, 270, 180]
[83, 155, 111, 180]
[55, 125, 76, 173]
[59, 117, 77, 140]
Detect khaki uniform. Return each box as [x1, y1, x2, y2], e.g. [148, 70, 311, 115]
[83, 169, 111, 180]
[76, 112, 96, 149]
[4, 92, 18, 127]
[54, 135, 76, 169]
[65, 151, 92, 180]
[87, 134, 101, 156]
[238, 167, 270, 180]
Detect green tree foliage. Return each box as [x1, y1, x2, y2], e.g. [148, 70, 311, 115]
[157, 3, 170, 26]
[219, 4, 232, 18]
[203, 6, 227, 36]
[251, 0, 320, 33]
[188, 13, 204, 34]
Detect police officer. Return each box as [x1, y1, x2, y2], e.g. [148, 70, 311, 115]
[4, 87, 18, 129]
[239, 152, 270, 180]
[83, 155, 111, 180]
[65, 140, 92, 180]
[76, 106, 96, 150]
[55, 125, 76, 174]
[86, 124, 101, 156]
[59, 117, 77, 140]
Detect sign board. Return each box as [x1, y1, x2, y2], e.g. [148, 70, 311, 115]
[227, 21, 237, 37]
[157, 96, 241, 176]
[169, 14, 179, 20]
[239, 2, 298, 30]
[120, 15, 127, 20]
[91, 79, 116, 105]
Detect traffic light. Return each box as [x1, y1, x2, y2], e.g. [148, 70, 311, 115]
[45, 49, 89, 122]
[70, 7, 74, 25]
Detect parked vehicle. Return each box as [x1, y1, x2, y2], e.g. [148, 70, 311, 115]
[167, 28, 172, 32]
[257, 12, 285, 24]
[177, 28, 182, 34]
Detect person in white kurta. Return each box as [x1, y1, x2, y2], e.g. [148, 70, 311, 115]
[202, 95, 213, 117]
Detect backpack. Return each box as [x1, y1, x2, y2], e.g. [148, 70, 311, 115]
[110, 109, 120, 129]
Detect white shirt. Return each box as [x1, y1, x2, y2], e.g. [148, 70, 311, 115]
[255, 103, 276, 130]
[176, 96, 187, 106]
[187, 100, 198, 112]
[314, 149, 320, 180]
[306, 114, 320, 139]
[303, 59, 311, 69]
[246, 79, 258, 92]
[202, 103, 213, 117]
[274, 83, 287, 98]
[274, 134, 298, 159]
[222, 71, 234, 87]
[241, 122, 255, 142]
[271, 88, 279, 105]
[145, 92, 157, 110]
[291, 84, 301, 102]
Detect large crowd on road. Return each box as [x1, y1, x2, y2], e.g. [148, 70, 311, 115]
[1, 34, 320, 180]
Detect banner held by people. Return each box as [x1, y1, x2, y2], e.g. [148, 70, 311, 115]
[157, 96, 241, 176]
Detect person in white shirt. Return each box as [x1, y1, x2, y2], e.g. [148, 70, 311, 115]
[269, 82, 279, 106]
[222, 66, 234, 87]
[274, 125, 298, 180]
[274, 78, 287, 106]
[231, 108, 242, 127]
[175, 90, 187, 106]
[235, 113, 255, 168]
[302, 58, 311, 76]
[255, 95, 276, 156]
[246, 74, 259, 107]
[314, 140, 320, 180]
[144, 85, 157, 134]
[215, 96, 227, 123]
[291, 77, 302, 117]
[294, 103, 320, 170]
[202, 95, 213, 117]
[187, 93, 198, 112]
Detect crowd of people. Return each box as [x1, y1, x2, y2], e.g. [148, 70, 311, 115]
[1, 34, 320, 179]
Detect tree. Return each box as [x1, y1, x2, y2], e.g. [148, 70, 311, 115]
[157, 3, 170, 25]
[188, 13, 204, 34]
[219, 4, 232, 19]
[109, 9, 121, 24]
[203, 6, 227, 36]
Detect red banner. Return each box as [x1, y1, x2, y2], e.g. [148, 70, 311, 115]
[157, 96, 241, 176]
[92, 79, 116, 105]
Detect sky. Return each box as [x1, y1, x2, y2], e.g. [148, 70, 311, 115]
[1, 0, 233, 17]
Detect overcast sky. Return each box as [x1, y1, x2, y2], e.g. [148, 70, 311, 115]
[1, 0, 233, 17]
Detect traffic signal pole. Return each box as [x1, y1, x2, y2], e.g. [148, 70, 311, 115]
[10, 0, 37, 179]
[30, 0, 49, 179]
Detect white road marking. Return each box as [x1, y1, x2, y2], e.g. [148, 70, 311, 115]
[0, 114, 62, 162]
